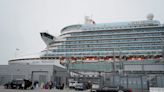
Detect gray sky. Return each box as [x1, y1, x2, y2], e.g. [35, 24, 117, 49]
[0, 0, 164, 64]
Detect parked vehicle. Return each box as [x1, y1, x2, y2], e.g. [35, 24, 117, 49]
[4, 82, 11, 89]
[75, 82, 86, 90]
[91, 82, 100, 92]
[4, 79, 32, 89]
[56, 83, 64, 90]
[69, 81, 77, 89]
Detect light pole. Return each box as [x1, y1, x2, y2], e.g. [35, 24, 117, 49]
[111, 48, 116, 86]
[112, 48, 116, 72]
[65, 52, 70, 73]
[65, 52, 71, 87]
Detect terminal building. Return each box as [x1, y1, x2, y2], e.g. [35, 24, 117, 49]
[0, 14, 164, 92]
[0, 65, 68, 87]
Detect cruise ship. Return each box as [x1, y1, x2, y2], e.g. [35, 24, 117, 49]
[9, 14, 164, 68]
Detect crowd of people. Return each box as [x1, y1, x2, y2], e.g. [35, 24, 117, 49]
[42, 81, 54, 89]
[25, 80, 90, 90]
[33, 81, 64, 90]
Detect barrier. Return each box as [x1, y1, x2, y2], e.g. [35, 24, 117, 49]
[150, 87, 164, 92]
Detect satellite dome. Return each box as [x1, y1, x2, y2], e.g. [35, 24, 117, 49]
[147, 13, 154, 20]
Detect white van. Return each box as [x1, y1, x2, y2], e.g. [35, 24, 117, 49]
[69, 81, 77, 89]
[91, 82, 100, 92]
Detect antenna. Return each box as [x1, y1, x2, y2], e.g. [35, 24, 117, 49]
[91, 14, 93, 19]
[46, 30, 49, 33]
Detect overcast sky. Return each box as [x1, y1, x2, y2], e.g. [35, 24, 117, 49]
[0, 0, 164, 64]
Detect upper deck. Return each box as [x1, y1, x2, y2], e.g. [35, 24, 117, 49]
[61, 20, 161, 35]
